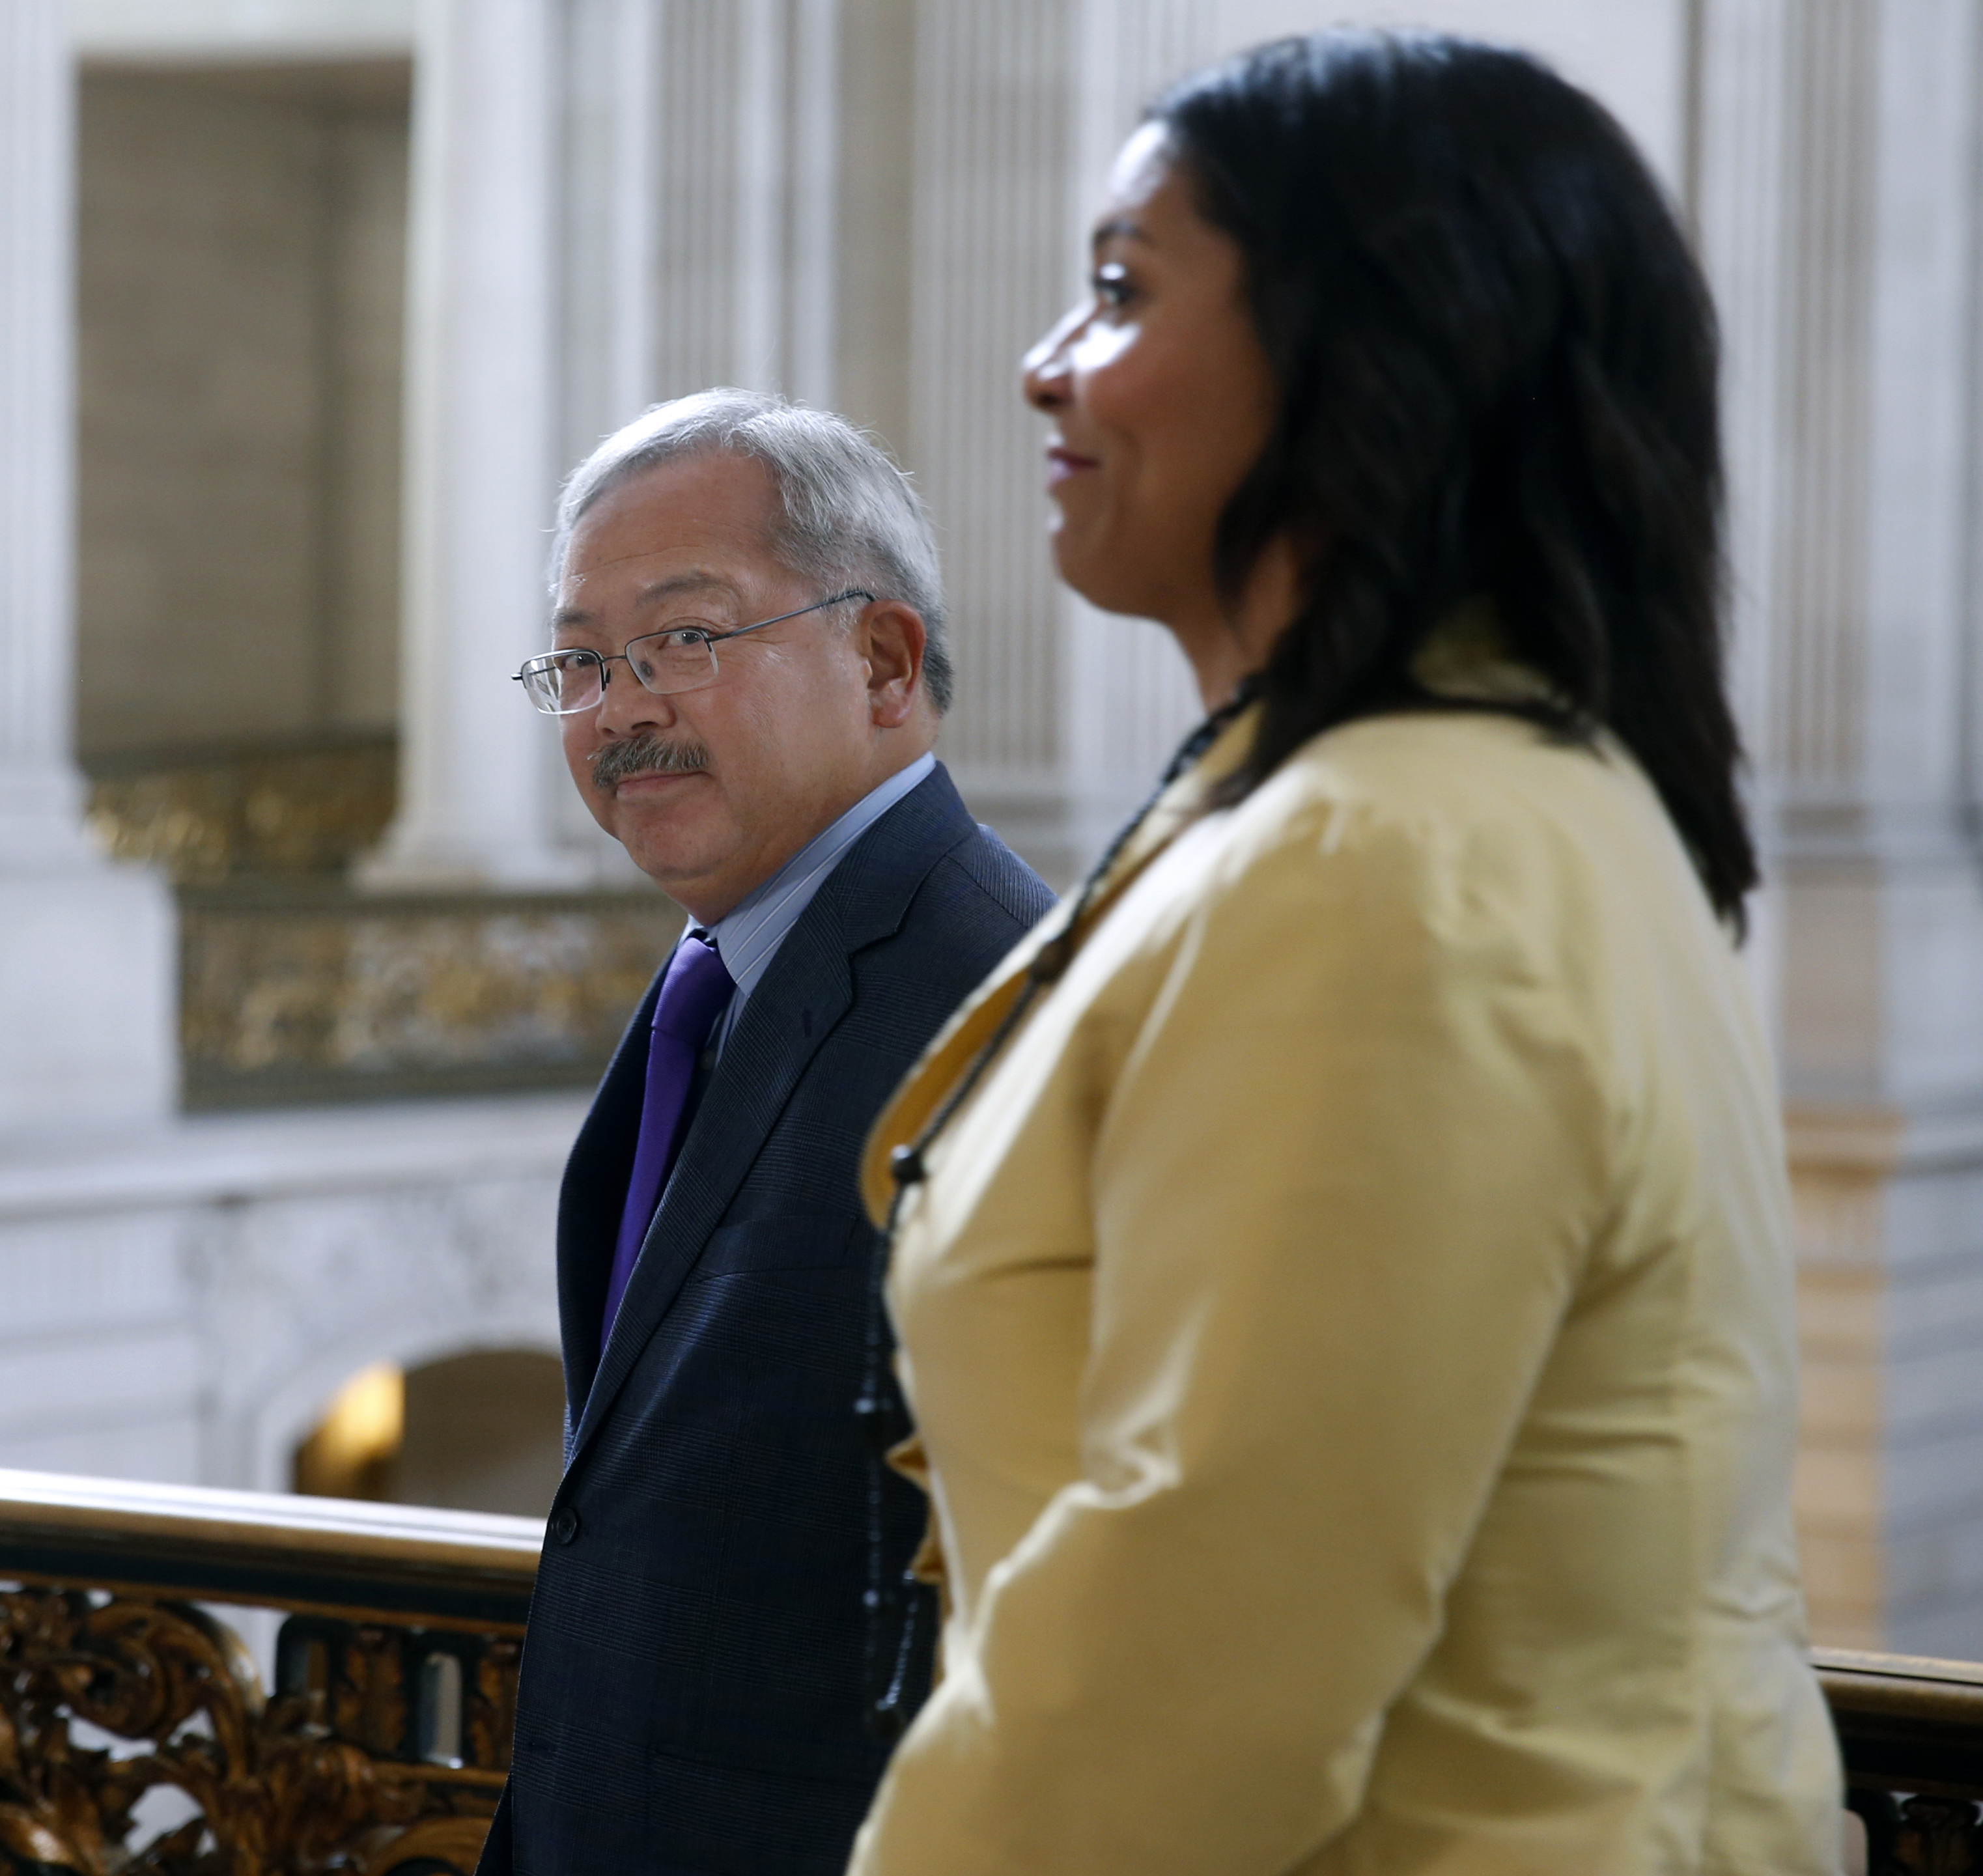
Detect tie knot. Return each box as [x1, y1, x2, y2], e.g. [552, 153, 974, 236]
[652, 933, 735, 1044]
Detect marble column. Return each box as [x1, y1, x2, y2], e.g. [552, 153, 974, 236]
[1059, 0, 1213, 865]
[361, 0, 581, 888]
[1698, 0, 1983, 1656]
[561, 0, 843, 444]
[899, 0, 1207, 882]
[643, 0, 840, 407]
[903, 0, 1079, 876]
[0, 0, 173, 1136]
[561, 0, 664, 468]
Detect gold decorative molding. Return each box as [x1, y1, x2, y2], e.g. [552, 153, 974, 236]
[1786, 1099, 1983, 1181]
[178, 884, 677, 1109]
[81, 733, 681, 1108]
[84, 733, 397, 884]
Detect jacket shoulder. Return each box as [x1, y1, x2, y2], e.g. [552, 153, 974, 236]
[933, 820, 1058, 930]
[1228, 712, 1690, 909]
[865, 821, 1052, 1001]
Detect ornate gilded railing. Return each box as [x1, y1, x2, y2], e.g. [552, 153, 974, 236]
[6, 1469, 1983, 1875]
[1819, 1647, 1983, 1873]
[0, 1470, 538, 1875]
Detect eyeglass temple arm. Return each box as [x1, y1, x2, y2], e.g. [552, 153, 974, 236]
[703, 588, 873, 648]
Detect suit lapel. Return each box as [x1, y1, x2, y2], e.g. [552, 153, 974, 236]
[554, 968, 664, 1423]
[565, 766, 981, 1471]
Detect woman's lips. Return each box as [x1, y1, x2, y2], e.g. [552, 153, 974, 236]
[1045, 443, 1101, 486]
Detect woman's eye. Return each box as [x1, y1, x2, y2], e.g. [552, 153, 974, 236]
[1093, 266, 1137, 309]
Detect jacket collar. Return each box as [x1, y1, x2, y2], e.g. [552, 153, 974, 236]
[854, 604, 1564, 1225]
[563, 762, 981, 1467]
[858, 702, 1259, 1224]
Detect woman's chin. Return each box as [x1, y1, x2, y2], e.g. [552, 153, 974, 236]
[1050, 537, 1162, 623]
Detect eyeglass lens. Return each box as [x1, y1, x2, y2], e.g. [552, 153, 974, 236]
[522, 626, 722, 714]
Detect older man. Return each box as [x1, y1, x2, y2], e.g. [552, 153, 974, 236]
[477, 391, 1052, 1876]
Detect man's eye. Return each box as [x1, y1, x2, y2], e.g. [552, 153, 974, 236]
[658, 628, 712, 650]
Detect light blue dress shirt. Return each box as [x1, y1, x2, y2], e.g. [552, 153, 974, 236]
[686, 751, 937, 1057]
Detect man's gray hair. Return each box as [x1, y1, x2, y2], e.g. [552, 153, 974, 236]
[552, 389, 953, 714]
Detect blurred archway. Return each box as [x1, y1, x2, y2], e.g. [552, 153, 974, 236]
[293, 1348, 564, 1519]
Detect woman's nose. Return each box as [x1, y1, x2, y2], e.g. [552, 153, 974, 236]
[1022, 304, 1086, 411]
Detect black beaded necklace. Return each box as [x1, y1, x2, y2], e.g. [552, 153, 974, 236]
[856, 684, 1257, 1738]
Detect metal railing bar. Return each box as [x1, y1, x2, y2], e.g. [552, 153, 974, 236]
[0, 1468, 541, 1627]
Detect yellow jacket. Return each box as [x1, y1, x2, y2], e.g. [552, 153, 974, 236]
[849, 701, 1843, 1875]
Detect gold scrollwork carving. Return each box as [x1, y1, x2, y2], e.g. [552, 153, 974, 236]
[0, 1588, 509, 1876]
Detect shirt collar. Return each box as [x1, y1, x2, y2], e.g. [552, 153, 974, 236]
[698, 751, 937, 1001]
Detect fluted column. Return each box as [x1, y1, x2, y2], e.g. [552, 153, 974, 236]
[1, 0, 89, 869]
[0, 0, 173, 1135]
[561, 0, 664, 465]
[899, 0, 1217, 880]
[363, 0, 579, 888]
[1697, 0, 1983, 1657]
[1058, 0, 1211, 861]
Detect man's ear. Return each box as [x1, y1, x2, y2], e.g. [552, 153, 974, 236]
[860, 600, 926, 728]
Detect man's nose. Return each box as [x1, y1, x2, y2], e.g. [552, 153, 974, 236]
[593, 660, 678, 736]
[1022, 303, 1086, 410]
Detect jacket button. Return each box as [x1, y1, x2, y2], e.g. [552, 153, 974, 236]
[551, 1505, 580, 1546]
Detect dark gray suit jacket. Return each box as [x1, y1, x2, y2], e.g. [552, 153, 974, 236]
[478, 764, 1053, 1876]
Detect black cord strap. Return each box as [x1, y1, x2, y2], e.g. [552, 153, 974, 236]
[858, 686, 1256, 1737]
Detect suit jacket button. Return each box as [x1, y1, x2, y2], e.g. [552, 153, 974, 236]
[551, 1505, 580, 1546]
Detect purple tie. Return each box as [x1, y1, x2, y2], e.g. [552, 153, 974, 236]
[601, 932, 735, 1344]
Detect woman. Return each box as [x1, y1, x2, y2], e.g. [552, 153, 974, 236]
[849, 32, 1842, 1875]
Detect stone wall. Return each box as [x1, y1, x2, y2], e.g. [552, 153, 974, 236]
[0, 1095, 575, 1492]
[74, 60, 408, 755]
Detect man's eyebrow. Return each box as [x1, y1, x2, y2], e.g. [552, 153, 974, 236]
[550, 570, 740, 634]
[629, 571, 740, 609]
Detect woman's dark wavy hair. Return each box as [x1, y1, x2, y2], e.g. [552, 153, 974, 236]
[1152, 32, 1757, 930]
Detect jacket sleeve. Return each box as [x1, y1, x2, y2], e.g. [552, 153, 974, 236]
[847, 796, 1614, 1875]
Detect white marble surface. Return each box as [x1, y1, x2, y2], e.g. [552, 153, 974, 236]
[358, 0, 580, 889]
[69, 0, 414, 59]
[1, 0, 176, 1138]
[0, 1093, 580, 1494]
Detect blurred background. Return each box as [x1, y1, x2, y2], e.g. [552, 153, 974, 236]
[0, 0, 1977, 1660]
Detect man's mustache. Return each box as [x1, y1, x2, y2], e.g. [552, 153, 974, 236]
[591, 733, 712, 791]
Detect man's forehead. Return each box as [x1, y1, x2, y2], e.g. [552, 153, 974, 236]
[563, 557, 738, 600]
[553, 556, 749, 626]
[557, 450, 787, 605]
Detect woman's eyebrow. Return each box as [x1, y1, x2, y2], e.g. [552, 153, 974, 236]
[1091, 216, 1150, 250]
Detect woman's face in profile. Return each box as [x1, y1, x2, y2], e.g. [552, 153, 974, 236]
[1022, 124, 1277, 637]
